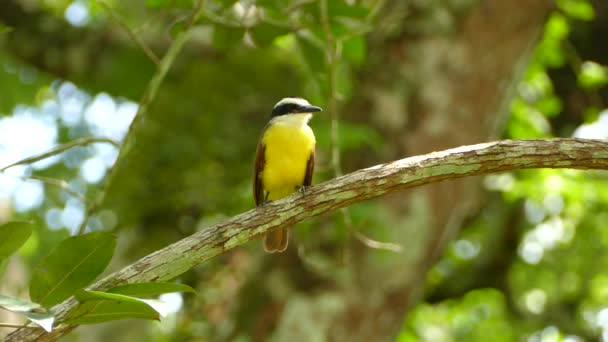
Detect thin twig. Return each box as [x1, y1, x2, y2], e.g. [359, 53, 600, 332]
[319, 0, 398, 252]
[98, 1, 161, 65]
[353, 231, 403, 253]
[319, 0, 342, 177]
[22, 175, 86, 203]
[0, 323, 39, 329]
[75, 0, 208, 236]
[0, 137, 119, 172]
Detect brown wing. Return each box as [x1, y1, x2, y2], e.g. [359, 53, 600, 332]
[303, 149, 315, 187]
[253, 140, 266, 207]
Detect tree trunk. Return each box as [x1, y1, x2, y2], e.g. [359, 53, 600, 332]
[252, 0, 554, 340]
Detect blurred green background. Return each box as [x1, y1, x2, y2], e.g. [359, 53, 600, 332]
[1, 0, 608, 341]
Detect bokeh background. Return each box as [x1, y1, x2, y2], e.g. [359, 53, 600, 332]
[1, 0, 608, 340]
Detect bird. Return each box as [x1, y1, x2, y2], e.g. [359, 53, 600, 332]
[253, 97, 322, 253]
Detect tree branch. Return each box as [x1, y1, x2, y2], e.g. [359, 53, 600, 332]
[7, 138, 608, 341]
[0, 137, 119, 172]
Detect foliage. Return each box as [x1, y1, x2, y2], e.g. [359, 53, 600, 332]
[0, 0, 606, 340]
[402, 1, 608, 340]
[0, 0, 378, 337]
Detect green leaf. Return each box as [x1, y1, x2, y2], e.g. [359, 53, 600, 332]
[545, 13, 570, 40]
[0, 221, 33, 262]
[535, 96, 562, 117]
[249, 23, 291, 47]
[170, 20, 186, 39]
[0, 294, 55, 332]
[296, 36, 326, 73]
[212, 26, 245, 51]
[557, 0, 595, 21]
[328, 1, 370, 19]
[77, 290, 168, 313]
[107, 282, 195, 298]
[343, 36, 366, 66]
[147, 0, 193, 9]
[0, 21, 12, 34]
[578, 61, 608, 90]
[25, 311, 55, 332]
[146, 0, 170, 8]
[75, 290, 149, 303]
[67, 300, 159, 324]
[67, 290, 161, 324]
[0, 294, 41, 312]
[30, 232, 116, 307]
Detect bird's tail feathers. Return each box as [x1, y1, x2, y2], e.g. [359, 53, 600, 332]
[264, 228, 289, 253]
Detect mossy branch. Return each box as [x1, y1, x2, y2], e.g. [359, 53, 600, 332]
[7, 138, 608, 341]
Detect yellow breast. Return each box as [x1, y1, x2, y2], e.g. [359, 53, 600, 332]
[261, 114, 315, 201]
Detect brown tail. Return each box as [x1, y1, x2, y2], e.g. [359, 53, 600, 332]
[264, 228, 289, 253]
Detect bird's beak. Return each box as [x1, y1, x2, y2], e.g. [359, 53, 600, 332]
[302, 105, 322, 113]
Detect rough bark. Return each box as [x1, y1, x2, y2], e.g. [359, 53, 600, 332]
[6, 138, 608, 342]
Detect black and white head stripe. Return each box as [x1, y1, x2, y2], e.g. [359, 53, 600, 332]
[271, 97, 322, 117]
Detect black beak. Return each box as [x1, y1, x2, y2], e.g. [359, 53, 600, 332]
[301, 105, 322, 113]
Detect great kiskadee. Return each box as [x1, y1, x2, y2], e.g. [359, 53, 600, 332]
[253, 97, 322, 253]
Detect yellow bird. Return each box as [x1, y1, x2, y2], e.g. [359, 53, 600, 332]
[253, 97, 322, 253]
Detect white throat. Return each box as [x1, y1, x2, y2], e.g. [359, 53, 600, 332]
[271, 113, 313, 126]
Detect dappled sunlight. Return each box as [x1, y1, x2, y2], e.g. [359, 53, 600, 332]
[0, 80, 136, 231]
[0, 0, 606, 340]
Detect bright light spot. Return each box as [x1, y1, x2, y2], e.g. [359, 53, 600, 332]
[232, 2, 258, 23]
[67, 178, 86, 197]
[61, 198, 84, 233]
[85, 95, 137, 141]
[539, 326, 559, 342]
[59, 96, 85, 127]
[543, 193, 564, 215]
[0, 111, 58, 172]
[520, 240, 543, 264]
[594, 307, 608, 342]
[113, 101, 138, 140]
[453, 239, 479, 260]
[524, 289, 546, 314]
[142, 299, 171, 317]
[573, 109, 608, 139]
[45, 208, 63, 230]
[535, 218, 565, 249]
[65, 1, 90, 27]
[545, 175, 564, 193]
[85, 93, 116, 129]
[41, 100, 60, 119]
[159, 293, 183, 314]
[13, 181, 44, 212]
[57, 82, 78, 101]
[525, 199, 546, 224]
[596, 308, 608, 328]
[573, 123, 603, 138]
[563, 335, 584, 342]
[94, 143, 119, 168]
[484, 173, 515, 191]
[419, 325, 449, 342]
[80, 157, 106, 183]
[0, 173, 20, 196]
